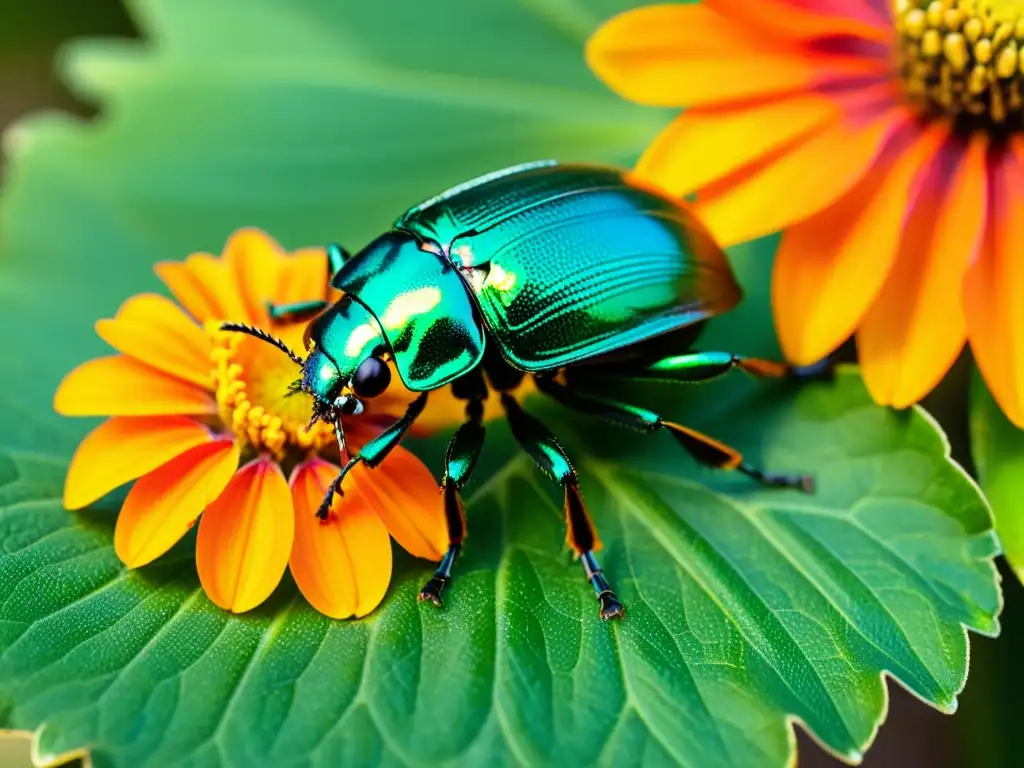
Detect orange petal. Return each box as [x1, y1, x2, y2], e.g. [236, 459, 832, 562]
[197, 458, 293, 613]
[223, 228, 286, 327]
[54, 355, 215, 417]
[860, 134, 988, 408]
[352, 446, 446, 561]
[964, 138, 1024, 428]
[64, 416, 213, 510]
[114, 439, 239, 568]
[274, 248, 330, 306]
[635, 93, 840, 197]
[154, 260, 222, 325]
[585, 4, 886, 108]
[773, 121, 949, 365]
[695, 103, 908, 246]
[289, 458, 392, 619]
[95, 293, 213, 389]
[155, 253, 249, 324]
[706, 0, 889, 43]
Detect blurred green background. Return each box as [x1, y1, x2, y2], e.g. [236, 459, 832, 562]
[0, 2, 1019, 767]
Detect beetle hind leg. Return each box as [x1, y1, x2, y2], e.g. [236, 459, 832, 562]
[500, 392, 624, 621]
[566, 483, 625, 620]
[537, 376, 814, 494]
[662, 420, 814, 493]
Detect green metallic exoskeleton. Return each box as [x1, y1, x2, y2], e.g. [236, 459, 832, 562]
[223, 160, 820, 621]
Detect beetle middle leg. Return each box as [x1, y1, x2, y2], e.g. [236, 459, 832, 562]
[418, 369, 488, 607]
[580, 349, 832, 385]
[500, 392, 625, 621]
[265, 244, 353, 324]
[538, 375, 814, 493]
[267, 299, 329, 324]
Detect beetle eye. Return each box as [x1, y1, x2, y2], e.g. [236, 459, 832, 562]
[352, 356, 391, 398]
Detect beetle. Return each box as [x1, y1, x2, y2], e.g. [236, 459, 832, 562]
[223, 160, 819, 620]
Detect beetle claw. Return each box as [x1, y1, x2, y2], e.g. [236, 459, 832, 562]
[789, 357, 835, 382]
[598, 591, 626, 621]
[418, 576, 448, 607]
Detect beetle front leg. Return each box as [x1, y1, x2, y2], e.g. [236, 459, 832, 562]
[500, 393, 625, 621]
[315, 392, 429, 520]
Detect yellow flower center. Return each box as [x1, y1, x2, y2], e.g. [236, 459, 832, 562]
[208, 324, 335, 460]
[895, 0, 1024, 125]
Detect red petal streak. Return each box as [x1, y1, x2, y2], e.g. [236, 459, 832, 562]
[964, 138, 1024, 427]
[706, 0, 890, 43]
[860, 134, 987, 408]
[695, 103, 910, 247]
[773, 121, 949, 365]
[585, 4, 887, 109]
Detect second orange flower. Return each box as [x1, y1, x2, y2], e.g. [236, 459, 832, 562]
[587, 0, 1024, 424]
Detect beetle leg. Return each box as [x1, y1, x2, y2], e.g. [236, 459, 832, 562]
[326, 243, 352, 277]
[314, 392, 428, 520]
[266, 299, 328, 324]
[418, 393, 486, 607]
[500, 392, 625, 621]
[573, 350, 833, 385]
[536, 377, 814, 493]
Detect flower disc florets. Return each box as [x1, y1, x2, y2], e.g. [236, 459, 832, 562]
[896, 0, 1024, 125]
[208, 324, 335, 461]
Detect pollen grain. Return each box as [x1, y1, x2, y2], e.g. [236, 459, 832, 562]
[896, 0, 1024, 125]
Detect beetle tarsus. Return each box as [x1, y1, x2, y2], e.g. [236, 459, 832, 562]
[598, 591, 626, 621]
[739, 464, 815, 494]
[315, 473, 346, 521]
[418, 543, 460, 608]
[581, 551, 625, 621]
[315, 499, 332, 522]
[788, 357, 835, 382]
[417, 577, 449, 606]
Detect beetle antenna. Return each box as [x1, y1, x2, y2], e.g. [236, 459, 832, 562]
[220, 322, 304, 367]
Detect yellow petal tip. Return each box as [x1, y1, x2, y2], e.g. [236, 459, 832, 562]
[62, 490, 88, 512]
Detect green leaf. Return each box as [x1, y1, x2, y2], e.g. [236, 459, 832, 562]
[0, 372, 1000, 767]
[970, 369, 1024, 579]
[0, 0, 1001, 765]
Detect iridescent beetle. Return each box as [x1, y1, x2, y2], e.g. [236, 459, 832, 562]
[223, 160, 818, 620]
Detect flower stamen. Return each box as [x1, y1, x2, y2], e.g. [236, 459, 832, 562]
[208, 325, 334, 459]
[896, 0, 1024, 125]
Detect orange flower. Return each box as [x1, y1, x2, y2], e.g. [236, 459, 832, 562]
[587, 0, 1024, 423]
[53, 229, 449, 618]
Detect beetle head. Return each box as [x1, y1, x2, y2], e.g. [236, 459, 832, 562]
[294, 296, 391, 422]
[222, 296, 393, 445]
